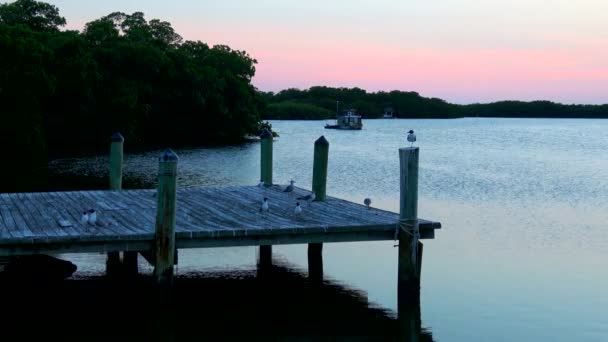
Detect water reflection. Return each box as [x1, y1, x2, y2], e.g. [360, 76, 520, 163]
[2, 260, 433, 341]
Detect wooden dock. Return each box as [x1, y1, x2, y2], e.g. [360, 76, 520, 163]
[0, 185, 440, 256]
[1, 130, 441, 306]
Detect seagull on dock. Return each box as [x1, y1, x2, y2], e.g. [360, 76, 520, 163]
[259, 197, 270, 216]
[297, 192, 316, 206]
[283, 180, 295, 195]
[81, 211, 89, 224]
[407, 130, 416, 147]
[87, 209, 97, 225]
[364, 198, 372, 210]
[294, 202, 302, 217]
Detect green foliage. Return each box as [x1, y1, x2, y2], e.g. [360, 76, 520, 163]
[265, 101, 334, 120]
[0, 0, 65, 31]
[458, 101, 608, 118]
[262, 87, 461, 119]
[263, 87, 608, 120]
[0, 0, 264, 174]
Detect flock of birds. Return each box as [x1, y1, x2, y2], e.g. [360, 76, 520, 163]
[256, 129, 417, 221]
[77, 130, 417, 225]
[80, 209, 97, 225]
[257, 179, 318, 219]
[258, 179, 369, 220]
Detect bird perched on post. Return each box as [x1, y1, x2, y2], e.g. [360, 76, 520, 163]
[283, 180, 295, 195]
[407, 130, 416, 147]
[364, 198, 372, 210]
[260, 197, 269, 216]
[297, 192, 316, 206]
[294, 202, 302, 217]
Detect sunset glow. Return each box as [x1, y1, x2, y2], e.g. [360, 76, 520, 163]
[47, 0, 608, 104]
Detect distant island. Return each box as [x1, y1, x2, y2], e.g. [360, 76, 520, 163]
[260, 86, 608, 120]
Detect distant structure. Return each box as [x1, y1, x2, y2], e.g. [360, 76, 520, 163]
[383, 107, 395, 119]
[325, 108, 362, 130]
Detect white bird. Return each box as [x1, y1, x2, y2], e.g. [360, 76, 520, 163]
[80, 211, 89, 224]
[87, 209, 97, 225]
[297, 192, 315, 206]
[407, 130, 416, 147]
[283, 180, 295, 194]
[259, 197, 269, 216]
[294, 202, 302, 217]
[364, 198, 372, 209]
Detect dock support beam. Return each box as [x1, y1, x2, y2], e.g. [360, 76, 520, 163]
[398, 146, 421, 303]
[308, 242, 323, 281]
[259, 129, 273, 264]
[108, 132, 139, 277]
[308, 136, 329, 279]
[154, 149, 178, 287]
[107, 133, 133, 277]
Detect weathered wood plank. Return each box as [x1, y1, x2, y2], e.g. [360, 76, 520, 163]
[0, 185, 441, 254]
[23, 192, 69, 238]
[17, 192, 58, 238]
[36, 191, 82, 237]
[0, 193, 34, 238]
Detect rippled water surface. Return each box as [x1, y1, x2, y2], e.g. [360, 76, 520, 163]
[45, 118, 608, 341]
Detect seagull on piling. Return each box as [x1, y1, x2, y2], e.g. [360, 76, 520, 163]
[283, 180, 295, 195]
[364, 198, 372, 210]
[297, 192, 316, 206]
[407, 130, 416, 147]
[259, 197, 270, 216]
[294, 202, 302, 218]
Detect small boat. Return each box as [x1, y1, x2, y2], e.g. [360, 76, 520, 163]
[325, 108, 362, 130]
[383, 107, 395, 118]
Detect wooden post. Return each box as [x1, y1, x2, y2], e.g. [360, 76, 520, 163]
[398, 294, 423, 342]
[154, 149, 178, 286]
[260, 129, 273, 185]
[308, 136, 329, 278]
[259, 129, 273, 262]
[109, 132, 139, 276]
[312, 136, 329, 201]
[308, 242, 323, 282]
[107, 133, 124, 277]
[109, 132, 124, 191]
[398, 147, 421, 301]
[258, 245, 272, 269]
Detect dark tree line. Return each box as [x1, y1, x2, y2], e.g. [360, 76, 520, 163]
[0, 0, 265, 173]
[261, 86, 459, 119]
[261, 87, 608, 120]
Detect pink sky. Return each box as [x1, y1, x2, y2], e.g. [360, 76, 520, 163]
[46, 0, 608, 104]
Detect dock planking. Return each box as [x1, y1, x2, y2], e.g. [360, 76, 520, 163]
[0, 185, 440, 256]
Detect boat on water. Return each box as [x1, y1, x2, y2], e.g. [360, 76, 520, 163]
[325, 108, 363, 130]
[383, 106, 395, 118]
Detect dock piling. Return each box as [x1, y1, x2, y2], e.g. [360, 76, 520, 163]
[154, 149, 179, 286]
[107, 133, 126, 277]
[398, 147, 421, 301]
[312, 136, 329, 201]
[308, 136, 329, 278]
[260, 129, 273, 186]
[259, 129, 274, 263]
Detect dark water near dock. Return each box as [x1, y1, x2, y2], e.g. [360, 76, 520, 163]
[7, 118, 608, 341]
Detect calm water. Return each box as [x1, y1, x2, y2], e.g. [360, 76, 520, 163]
[41, 118, 608, 340]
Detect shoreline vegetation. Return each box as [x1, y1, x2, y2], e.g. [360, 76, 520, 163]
[260, 87, 608, 120]
[1, 0, 607, 191]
